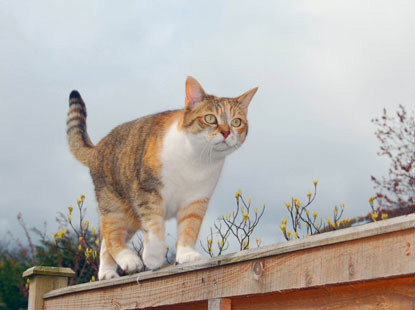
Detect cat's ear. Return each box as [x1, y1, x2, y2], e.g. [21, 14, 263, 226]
[236, 87, 258, 112]
[185, 76, 206, 109]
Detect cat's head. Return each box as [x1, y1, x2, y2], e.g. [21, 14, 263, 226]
[181, 76, 257, 158]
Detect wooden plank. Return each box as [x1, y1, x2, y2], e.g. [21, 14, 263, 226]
[43, 226, 415, 309]
[44, 213, 415, 299]
[231, 277, 415, 309]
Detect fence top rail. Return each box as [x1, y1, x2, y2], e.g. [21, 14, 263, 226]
[44, 213, 415, 299]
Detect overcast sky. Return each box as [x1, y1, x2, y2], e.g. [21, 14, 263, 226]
[1, 1, 415, 253]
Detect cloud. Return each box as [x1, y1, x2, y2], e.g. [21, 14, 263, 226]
[1, 1, 414, 250]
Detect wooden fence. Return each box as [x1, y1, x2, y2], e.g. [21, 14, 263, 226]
[24, 213, 415, 309]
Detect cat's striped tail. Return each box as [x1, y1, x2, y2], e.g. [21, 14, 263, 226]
[66, 90, 95, 167]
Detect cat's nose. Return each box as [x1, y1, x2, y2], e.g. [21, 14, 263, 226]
[221, 130, 230, 139]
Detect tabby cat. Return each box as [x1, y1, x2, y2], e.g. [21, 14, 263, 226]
[66, 77, 257, 280]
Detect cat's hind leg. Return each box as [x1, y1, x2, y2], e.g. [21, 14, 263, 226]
[176, 199, 209, 264]
[98, 227, 140, 280]
[137, 203, 167, 270]
[100, 213, 143, 275]
[98, 238, 118, 280]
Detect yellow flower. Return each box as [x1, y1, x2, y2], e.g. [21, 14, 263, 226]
[84, 220, 90, 228]
[90, 275, 96, 282]
[381, 213, 388, 220]
[207, 238, 212, 246]
[281, 218, 287, 225]
[68, 215, 72, 223]
[287, 230, 292, 239]
[313, 211, 318, 218]
[369, 196, 376, 205]
[306, 209, 310, 216]
[77, 199, 82, 207]
[295, 199, 301, 208]
[340, 204, 345, 210]
[78, 244, 83, 252]
[327, 217, 331, 225]
[80, 194, 86, 200]
[255, 238, 261, 246]
[235, 189, 242, 199]
[279, 224, 286, 232]
[242, 213, 250, 222]
[307, 192, 312, 199]
[58, 229, 65, 239]
[218, 239, 223, 247]
[92, 227, 96, 236]
[240, 205, 244, 213]
[248, 197, 251, 205]
[313, 180, 319, 186]
[371, 211, 378, 222]
[243, 240, 249, 249]
[95, 239, 100, 246]
[68, 206, 73, 214]
[92, 249, 97, 259]
[294, 231, 299, 239]
[285, 202, 291, 208]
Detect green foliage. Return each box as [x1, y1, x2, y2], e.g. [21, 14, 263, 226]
[0, 244, 30, 310]
[0, 194, 99, 309]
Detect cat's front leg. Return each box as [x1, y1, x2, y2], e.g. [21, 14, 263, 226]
[176, 199, 209, 264]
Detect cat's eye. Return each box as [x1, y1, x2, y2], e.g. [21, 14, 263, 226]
[204, 114, 217, 124]
[231, 118, 242, 127]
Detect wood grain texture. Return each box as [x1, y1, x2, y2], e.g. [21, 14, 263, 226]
[43, 216, 415, 309]
[23, 266, 75, 278]
[231, 277, 415, 310]
[44, 213, 415, 299]
[27, 276, 69, 310]
[23, 266, 74, 310]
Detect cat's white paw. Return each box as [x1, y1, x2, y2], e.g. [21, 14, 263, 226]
[143, 235, 167, 270]
[115, 248, 143, 272]
[98, 268, 119, 281]
[176, 246, 203, 264]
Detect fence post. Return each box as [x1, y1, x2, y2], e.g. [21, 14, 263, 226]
[23, 266, 75, 310]
[208, 298, 231, 310]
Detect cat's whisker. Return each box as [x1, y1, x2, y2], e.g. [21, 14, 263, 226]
[199, 142, 210, 162]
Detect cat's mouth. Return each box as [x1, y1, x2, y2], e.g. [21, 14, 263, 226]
[213, 140, 236, 151]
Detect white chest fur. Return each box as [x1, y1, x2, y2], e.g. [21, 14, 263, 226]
[160, 121, 225, 219]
